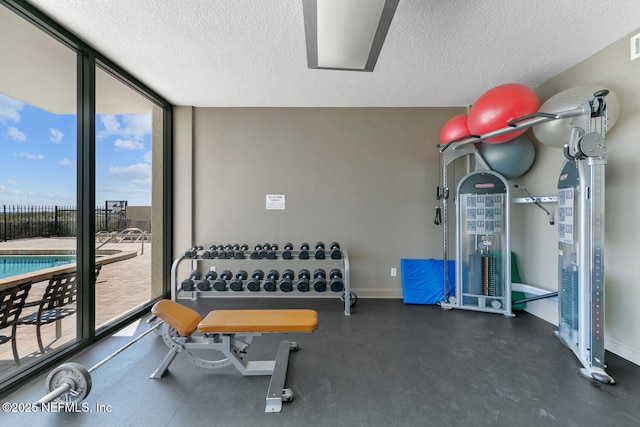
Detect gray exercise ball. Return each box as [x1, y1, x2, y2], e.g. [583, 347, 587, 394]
[532, 86, 620, 148]
[477, 134, 536, 180]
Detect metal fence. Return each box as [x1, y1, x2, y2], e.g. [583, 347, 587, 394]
[0, 205, 128, 241]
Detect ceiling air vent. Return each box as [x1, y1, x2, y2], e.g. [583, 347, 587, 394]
[631, 33, 640, 61]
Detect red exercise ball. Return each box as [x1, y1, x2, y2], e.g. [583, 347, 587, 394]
[467, 83, 539, 144]
[440, 114, 471, 144]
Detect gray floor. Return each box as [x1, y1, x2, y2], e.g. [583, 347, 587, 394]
[2, 298, 639, 427]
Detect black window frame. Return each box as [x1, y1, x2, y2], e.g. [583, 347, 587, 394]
[0, 0, 173, 394]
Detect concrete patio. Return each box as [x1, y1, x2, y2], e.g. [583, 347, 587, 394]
[0, 237, 154, 381]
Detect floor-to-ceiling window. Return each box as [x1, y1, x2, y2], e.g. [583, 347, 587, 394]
[0, 1, 171, 390]
[0, 3, 78, 381]
[94, 65, 164, 329]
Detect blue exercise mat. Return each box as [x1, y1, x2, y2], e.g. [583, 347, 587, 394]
[401, 259, 455, 304]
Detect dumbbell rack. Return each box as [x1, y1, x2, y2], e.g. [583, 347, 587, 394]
[171, 247, 353, 315]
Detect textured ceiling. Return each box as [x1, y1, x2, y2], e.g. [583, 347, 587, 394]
[25, 0, 640, 107]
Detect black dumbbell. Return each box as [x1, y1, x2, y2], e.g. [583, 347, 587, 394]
[198, 270, 218, 291]
[184, 246, 203, 259]
[220, 270, 233, 280]
[217, 248, 228, 259]
[313, 268, 327, 292]
[314, 242, 325, 259]
[201, 246, 217, 259]
[230, 278, 243, 291]
[263, 277, 277, 292]
[181, 270, 202, 291]
[282, 243, 294, 260]
[279, 277, 293, 292]
[266, 245, 278, 259]
[230, 270, 246, 291]
[234, 248, 245, 259]
[298, 269, 311, 280]
[279, 269, 294, 292]
[259, 244, 269, 259]
[299, 243, 310, 259]
[330, 242, 342, 259]
[282, 269, 295, 280]
[250, 244, 262, 259]
[212, 275, 227, 291]
[247, 277, 261, 292]
[267, 270, 280, 281]
[329, 269, 344, 292]
[296, 277, 310, 292]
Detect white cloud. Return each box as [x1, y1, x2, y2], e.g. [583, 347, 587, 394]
[97, 113, 151, 141]
[114, 138, 144, 150]
[0, 184, 4, 191]
[6, 180, 17, 185]
[7, 126, 26, 142]
[107, 163, 151, 187]
[143, 150, 152, 164]
[49, 128, 64, 144]
[59, 157, 71, 166]
[14, 152, 44, 160]
[0, 94, 24, 124]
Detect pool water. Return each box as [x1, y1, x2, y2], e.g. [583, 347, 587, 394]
[0, 256, 75, 279]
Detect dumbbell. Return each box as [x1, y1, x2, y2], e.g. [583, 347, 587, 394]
[313, 268, 327, 292]
[314, 242, 325, 260]
[197, 270, 218, 291]
[266, 243, 279, 259]
[329, 268, 344, 292]
[299, 243, 310, 260]
[234, 244, 249, 259]
[330, 242, 342, 259]
[222, 244, 236, 259]
[213, 270, 233, 291]
[279, 269, 294, 292]
[201, 245, 217, 259]
[263, 270, 279, 292]
[217, 246, 229, 259]
[250, 244, 263, 259]
[282, 243, 294, 260]
[181, 270, 203, 291]
[296, 269, 311, 292]
[184, 246, 203, 259]
[230, 270, 247, 291]
[247, 269, 264, 292]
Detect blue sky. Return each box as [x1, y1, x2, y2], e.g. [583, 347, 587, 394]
[0, 93, 152, 207]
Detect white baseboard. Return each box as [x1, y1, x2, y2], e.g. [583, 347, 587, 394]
[351, 287, 403, 299]
[523, 299, 558, 326]
[524, 300, 640, 367]
[605, 336, 640, 366]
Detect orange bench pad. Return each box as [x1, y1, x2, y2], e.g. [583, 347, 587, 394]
[152, 299, 202, 337]
[198, 309, 318, 333]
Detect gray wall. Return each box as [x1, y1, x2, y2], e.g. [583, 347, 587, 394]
[174, 107, 463, 298]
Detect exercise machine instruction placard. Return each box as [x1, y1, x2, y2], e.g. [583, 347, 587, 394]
[464, 194, 503, 235]
[558, 188, 574, 244]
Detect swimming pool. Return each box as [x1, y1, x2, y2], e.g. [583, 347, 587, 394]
[0, 255, 75, 279]
[0, 249, 138, 289]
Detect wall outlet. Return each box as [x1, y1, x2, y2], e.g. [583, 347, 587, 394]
[390, 267, 397, 277]
[210, 266, 216, 272]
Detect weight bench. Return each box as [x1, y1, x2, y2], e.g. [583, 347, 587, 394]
[149, 299, 318, 412]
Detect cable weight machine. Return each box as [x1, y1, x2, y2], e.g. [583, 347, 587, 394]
[437, 89, 615, 383]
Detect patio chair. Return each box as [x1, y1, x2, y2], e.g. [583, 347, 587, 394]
[118, 219, 148, 243]
[17, 267, 101, 353]
[0, 281, 32, 365]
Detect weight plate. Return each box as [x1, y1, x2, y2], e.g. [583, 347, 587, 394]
[45, 362, 92, 403]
